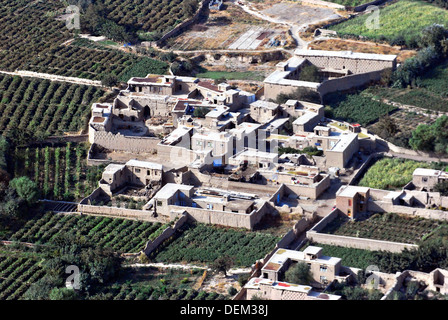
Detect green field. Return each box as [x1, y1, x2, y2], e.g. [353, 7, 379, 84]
[94, 266, 229, 300]
[365, 59, 448, 112]
[8, 212, 166, 254]
[358, 157, 432, 190]
[331, 0, 448, 44]
[150, 223, 281, 267]
[321, 212, 441, 244]
[324, 91, 397, 126]
[0, 74, 105, 137]
[0, 249, 46, 300]
[195, 70, 266, 82]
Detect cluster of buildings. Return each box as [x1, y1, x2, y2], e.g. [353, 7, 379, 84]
[264, 49, 397, 102]
[80, 47, 448, 300]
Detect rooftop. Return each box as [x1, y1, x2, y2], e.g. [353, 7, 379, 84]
[154, 183, 194, 200]
[103, 163, 126, 175]
[250, 100, 279, 110]
[294, 49, 397, 62]
[329, 133, 358, 152]
[125, 159, 163, 171]
[293, 111, 320, 125]
[337, 185, 370, 198]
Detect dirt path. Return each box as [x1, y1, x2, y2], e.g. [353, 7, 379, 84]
[0, 70, 103, 87]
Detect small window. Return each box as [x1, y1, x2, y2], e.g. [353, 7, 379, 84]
[207, 142, 213, 147]
[422, 177, 428, 182]
[320, 266, 327, 273]
[147, 170, 150, 175]
[156, 200, 163, 206]
[135, 168, 140, 173]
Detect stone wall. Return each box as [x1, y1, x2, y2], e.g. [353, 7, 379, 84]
[307, 230, 418, 253]
[156, 143, 198, 166]
[77, 203, 166, 223]
[368, 200, 448, 221]
[92, 130, 160, 153]
[167, 200, 272, 230]
[319, 70, 384, 97]
[306, 208, 418, 253]
[143, 214, 189, 256]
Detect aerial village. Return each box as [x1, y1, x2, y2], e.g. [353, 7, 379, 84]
[2, 0, 448, 304]
[80, 46, 448, 300]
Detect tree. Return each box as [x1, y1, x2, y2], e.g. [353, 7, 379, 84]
[419, 24, 448, 52]
[276, 87, 321, 104]
[434, 181, 448, 196]
[298, 64, 321, 82]
[9, 176, 39, 205]
[211, 255, 234, 276]
[375, 115, 398, 139]
[284, 262, 313, 285]
[193, 106, 209, 118]
[101, 74, 118, 88]
[49, 288, 80, 300]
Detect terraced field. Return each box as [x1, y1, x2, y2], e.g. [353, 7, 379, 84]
[0, 254, 46, 300]
[9, 212, 167, 253]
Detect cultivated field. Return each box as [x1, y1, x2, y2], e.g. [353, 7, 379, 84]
[321, 212, 442, 244]
[95, 266, 229, 300]
[0, 251, 46, 300]
[324, 91, 397, 126]
[8, 212, 167, 254]
[12, 143, 102, 201]
[0, 74, 105, 137]
[358, 157, 434, 190]
[330, 0, 448, 44]
[100, 0, 199, 35]
[150, 223, 281, 267]
[364, 59, 448, 112]
[0, 1, 167, 81]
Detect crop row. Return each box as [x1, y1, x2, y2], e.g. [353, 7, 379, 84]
[150, 223, 281, 267]
[13, 143, 101, 201]
[0, 255, 45, 300]
[0, 74, 105, 136]
[323, 212, 441, 244]
[9, 212, 165, 253]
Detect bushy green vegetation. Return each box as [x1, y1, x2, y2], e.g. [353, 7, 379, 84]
[0, 75, 105, 137]
[0, 1, 167, 82]
[12, 143, 101, 201]
[86, 0, 199, 37]
[92, 266, 229, 300]
[8, 212, 165, 254]
[324, 91, 397, 126]
[0, 247, 46, 300]
[358, 157, 432, 190]
[278, 146, 323, 157]
[321, 212, 442, 244]
[410, 115, 448, 155]
[331, 0, 448, 46]
[195, 70, 265, 82]
[150, 223, 281, 267]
